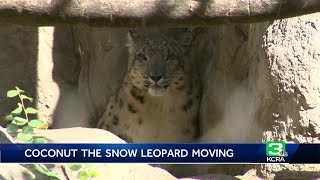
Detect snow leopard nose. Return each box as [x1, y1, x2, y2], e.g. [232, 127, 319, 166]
[149, 75, 163, 82]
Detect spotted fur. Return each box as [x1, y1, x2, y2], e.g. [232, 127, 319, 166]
[97, 30, 200, 143]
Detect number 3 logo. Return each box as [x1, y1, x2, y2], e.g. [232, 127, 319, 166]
[266, 142, 285, 156]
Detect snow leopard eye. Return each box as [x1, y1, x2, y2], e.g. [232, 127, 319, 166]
[166, 56, 176, 62]
[136, 54, 147, 61]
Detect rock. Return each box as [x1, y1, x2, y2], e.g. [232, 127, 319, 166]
[191, 13, 320, 179]
[0, 164, 35, 180]
[235, 169, 263, 180]
[0, 128, 177, 180]
[0, 26, 39, 127]
[180, 174, 239, 180]
[33, 127, 126, 143]
[0, 126, 14, 143]
[259, 13, 320, 178]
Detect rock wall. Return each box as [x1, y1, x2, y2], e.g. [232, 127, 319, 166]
[259, 14, 320, 179]
[71, 27, 129, 127]
[0, 26, 38, 126]
[0, 13, 320, 179]
[195, 14, 320, 178]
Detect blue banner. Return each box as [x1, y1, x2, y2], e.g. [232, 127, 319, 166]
[0, 143, 319, 163]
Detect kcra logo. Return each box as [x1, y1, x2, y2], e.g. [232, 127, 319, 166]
[266, 141, 288, 163]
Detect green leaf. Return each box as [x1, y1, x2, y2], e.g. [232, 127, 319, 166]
[68, 164, 82, 171]
[28, 119, 45, 128]
[15, 86, 24, 93]
[22, 126, 33, 134]
[17, 132, 33, 142]
[34, 164, 48, 174]
[77, 170, 88, 180]
[43, 171, 61, 179]
[87, 169, 99, 178]
[84, 164, 94, 168]
[34, 164, 61, 179]
[12, 117, 27, 126]
[11, 107, 22, 115]
[79, 176, 88, 180]
[6, 123, 18, 132]
[7, 90, 19, 98]
[25, 107, 38, 114]
[21, 95, 33, 102]
[33, 138, 48, 144]
[5, 114, 14, 121]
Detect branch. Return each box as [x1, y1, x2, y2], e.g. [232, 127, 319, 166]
[0, 0, 319, 27]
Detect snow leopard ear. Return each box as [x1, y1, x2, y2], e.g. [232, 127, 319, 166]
[127, 30, 142, 53]
[128, 30, 141, 44]
[127, 30, 142, 68]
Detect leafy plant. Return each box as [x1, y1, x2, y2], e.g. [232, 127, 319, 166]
[68, 164, 99, 180]
[3, 87, 60, 178]
[34, 164, 61, 180]
[4, 86, 48, 143]
[4, 87, 98, 180]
